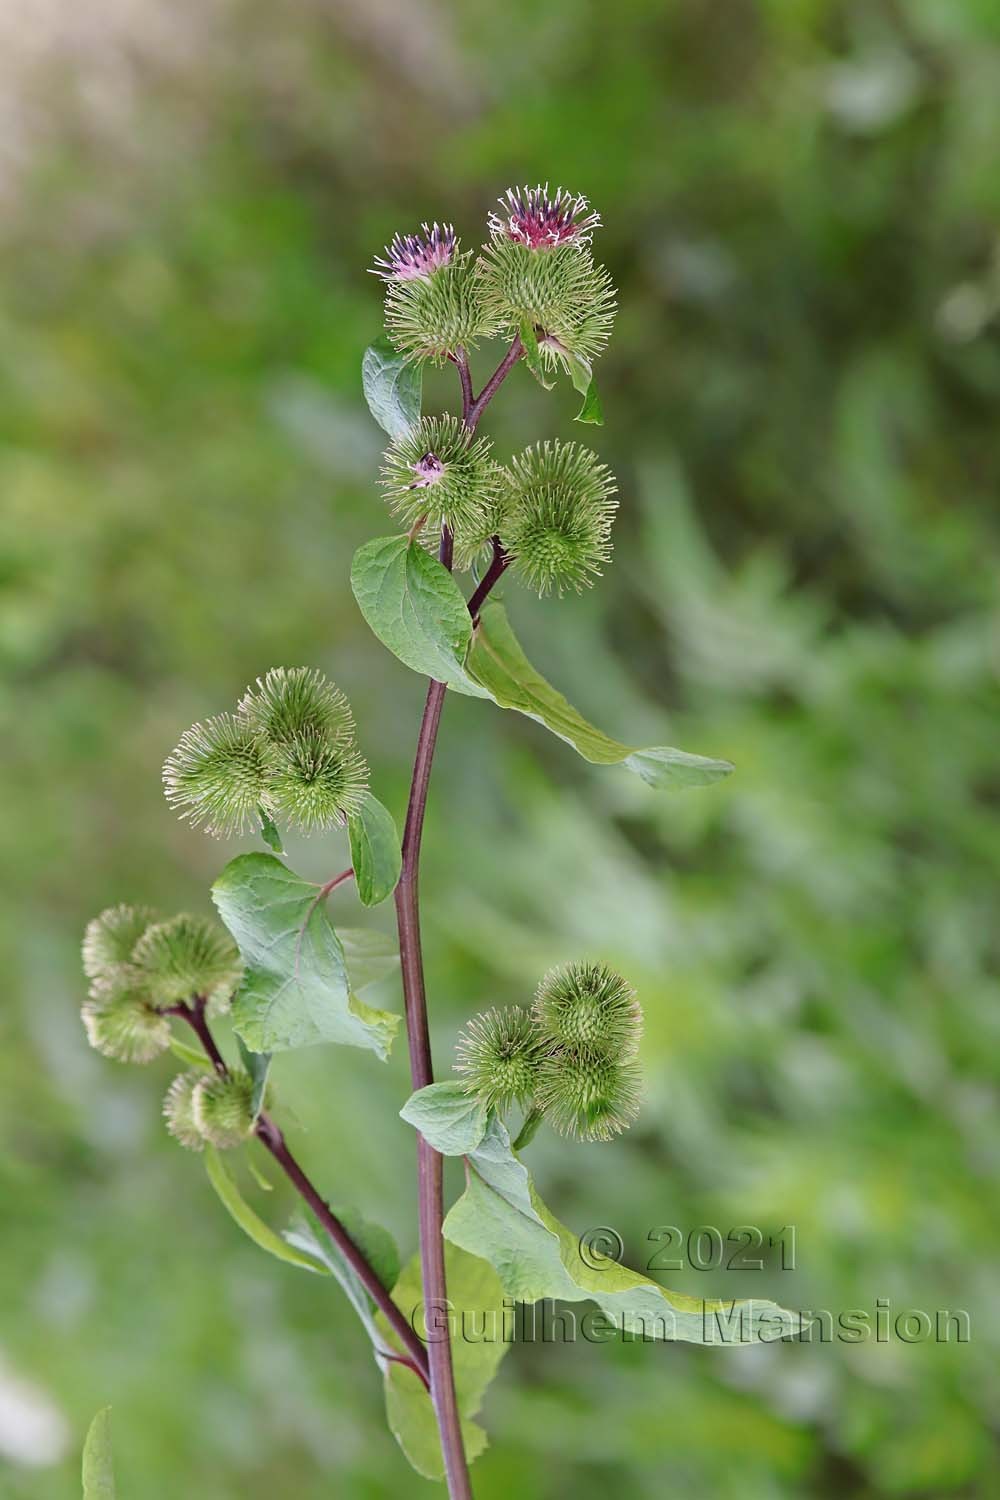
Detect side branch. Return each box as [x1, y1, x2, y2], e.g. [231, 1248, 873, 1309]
[172, 1001, 430, 1387]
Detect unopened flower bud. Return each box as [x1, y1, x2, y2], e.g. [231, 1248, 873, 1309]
[192, 1069, 257, 1148]
[81, 977, 172, 1064]
[455, 1007, 543, 1113]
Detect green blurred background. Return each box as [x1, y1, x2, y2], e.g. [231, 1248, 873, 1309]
[2, 0, 999, 1494]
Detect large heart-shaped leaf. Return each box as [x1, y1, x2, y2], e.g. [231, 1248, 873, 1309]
[467, 602, 733, 789]
[339, 927, 399, 992]
[351, 536, 488, 696]
[404, 1108, 797, 1344]
[212, 853, 398, 1056]
[361, 337, 422, 438]
[380, 1243, 509, 1480]
[348, 792, 402, 907]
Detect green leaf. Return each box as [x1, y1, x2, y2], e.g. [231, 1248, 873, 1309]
[339, 927, 400, 992]
[361, 336, 422, 439]
[574, 377, 604, 425]
[400, 1081, 489, 1155]
[351, 535, 489, 696]
[82, 1407, 115, 1499]
[381, 1244, 509, 1480]
[258, 807, 284, 855]
[565, 348, 593, 397]
[212, 853, 399, 1057]
[348, 792, 402, 907]
[168, 1035, 213, 1071]
[467, 602, 733, 788]
[286, 1211, 401, 1356]
[235, 1034, 271, 1120]
[518, 319, 554, 390]
[204, 1146, 329, 1274]
[442, 1116, 798, 1344]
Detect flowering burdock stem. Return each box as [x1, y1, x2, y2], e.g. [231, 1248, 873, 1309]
[466, 332, 523, 429]
[467, 538, 511, 623]
[393, 335, 523, 1500]
[169, 999, 430, 1388]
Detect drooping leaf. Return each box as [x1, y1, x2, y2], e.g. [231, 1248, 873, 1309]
[574, 377, 604, 425]
[82, 1407, 115, 1499]
[518, 319, 554, 390]
[565, 348, 593, 397]
[235, 1035, 272, 1120]
[339, 927, 400, 992]
[362, 336, 422, 439]
[348, 792, 402, 907]
[203, 1146, 329, 1274]
[212, 853, 399, 1057]
[439, 1115, 797, 1344]
[350, 536, 488, 696]
[467, 602, 733, 788]
[400, 1081, 489, 1156]
[286, 1212, 401, 1357]
[168, 1035, 213, 1071]
[380, 1244, 509, 1480]
[258, 807, 284, 855]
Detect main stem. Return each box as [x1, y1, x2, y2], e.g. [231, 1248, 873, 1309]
[393, 335, 523, 1500]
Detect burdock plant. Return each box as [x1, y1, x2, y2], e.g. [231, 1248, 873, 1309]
[79, 185, 795, 1496]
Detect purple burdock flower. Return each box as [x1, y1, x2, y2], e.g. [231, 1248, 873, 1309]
[489, 184, 600, 250]
[371, 222, 456, 281]
[408, 451, 445, 490]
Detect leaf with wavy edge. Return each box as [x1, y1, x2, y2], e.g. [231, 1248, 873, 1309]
[468, 602, 733, 788]
[212, 853, 399, 1057]
[351, 536, 489, 696]
[380, 1244, 509, 1480]
[412, 1110, 799, 1344]
[362, 337, 423, 439]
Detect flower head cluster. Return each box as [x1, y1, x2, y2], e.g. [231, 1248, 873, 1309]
[475, 183, 615, 373]
[533, 964, 642, 1142]
[379, 414, 500, 544]
[488, 185, 600, 251]
[492, 440, 618, 596]
[80, 904, 243, 1063]
[454, 962, 642, 1144]
[163, 667, 368, 837]
[371, 222, 457, 282]
[163, 1067, 263, 1151]
[374, 223, 498, 364]
[455, 1008, 543, 1113]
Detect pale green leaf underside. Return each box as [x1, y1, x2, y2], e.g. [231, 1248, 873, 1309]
[353, 540, 732, 787]
[351, 536, 489, 696]
[361, 336, 422, 439]
[82, 1407, 115, 1499]
[348, 792, 402, 907]
[442, 1116, 797, 1344]
[400, 1081, 489, 1156]
[204, 1146, 330, 1274]
[468, 602, 733, 787]
[380, 1244, 509, 1480]
[235, 1034, 271, 1120]
[212, 853, 398, 1057]
[339, 926, 399, 992]
[285, 1212, 400, 1358]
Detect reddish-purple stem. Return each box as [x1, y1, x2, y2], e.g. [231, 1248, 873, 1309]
[392, 334, 523, 1499]
[172, 1001, 430, 1387]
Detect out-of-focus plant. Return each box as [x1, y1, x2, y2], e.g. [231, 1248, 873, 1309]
[77, 186, 798, 1495]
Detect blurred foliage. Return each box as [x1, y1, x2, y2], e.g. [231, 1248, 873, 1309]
[1, 0, 999, 1495]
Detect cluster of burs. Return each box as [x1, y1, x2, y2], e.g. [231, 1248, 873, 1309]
[79, 187, 645, 1150]
[375, 184, 620, 595]
[80, 902, 259, 1151]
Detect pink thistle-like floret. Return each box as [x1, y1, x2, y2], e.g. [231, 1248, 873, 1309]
[371, 221, 456, 281]
[488, 184, 600, 250]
